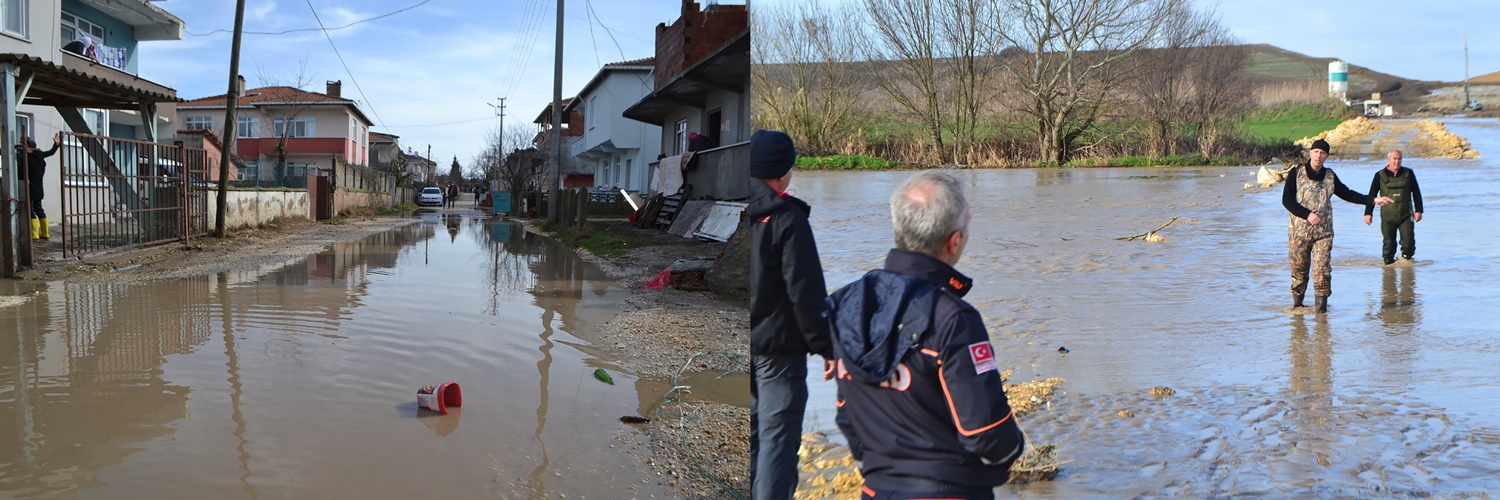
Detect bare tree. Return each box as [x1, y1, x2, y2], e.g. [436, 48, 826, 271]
[994, 0, 1176, 164]
[936, 0, 1005, 163]
[861, 0, 948, 162]
[1188, 41, 1252, 157]
[254, 60, 320, 185]
[751, 2, 865, 155]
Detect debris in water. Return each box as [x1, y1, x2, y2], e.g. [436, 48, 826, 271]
[1117, 217, 1179, 242]
[593, 368, 616, 385]
[1150, 386, 1176, 397]
[416, 381, 463, 414]
[1117, 409, 1136, 418]
[1009, 443, 1064, 484]
[619, 415, 651, 424]
[1057, 346, 1070, 354]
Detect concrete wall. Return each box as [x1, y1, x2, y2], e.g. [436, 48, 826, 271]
[204, 189, 311, 230]
[682, 142, 749, 200]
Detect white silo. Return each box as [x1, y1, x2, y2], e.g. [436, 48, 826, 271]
[1328, 61, 1349, 100]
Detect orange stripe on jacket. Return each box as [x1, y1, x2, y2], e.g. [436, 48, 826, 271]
[938, 368, 1014, 436]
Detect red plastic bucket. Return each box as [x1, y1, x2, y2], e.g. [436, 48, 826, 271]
[416, 381, 462, 414]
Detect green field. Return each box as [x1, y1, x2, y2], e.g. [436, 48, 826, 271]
[1240, 119, 1341, 143]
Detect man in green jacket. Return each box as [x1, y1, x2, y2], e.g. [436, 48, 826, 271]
[1365, 150, 1424, 265]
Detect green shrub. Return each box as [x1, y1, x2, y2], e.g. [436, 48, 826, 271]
[795, 155, 901, 170]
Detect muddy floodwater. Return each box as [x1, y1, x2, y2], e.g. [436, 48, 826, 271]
[799, 118, 1500, 496]
[0, 214, 682, 498]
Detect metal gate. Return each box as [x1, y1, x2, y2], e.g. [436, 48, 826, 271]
[55, 132, 211, 258]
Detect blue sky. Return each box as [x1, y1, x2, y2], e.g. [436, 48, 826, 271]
[139, 0, 690, 168]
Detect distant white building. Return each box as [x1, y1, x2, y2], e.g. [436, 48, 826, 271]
[565, 58, 661, 194]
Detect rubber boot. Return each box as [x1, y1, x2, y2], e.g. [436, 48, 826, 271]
[1293, 293, 1305, 308]
[1314, 295, 1328, 314]
[29, 218, 39, 240]
[38, 218, 50, 240]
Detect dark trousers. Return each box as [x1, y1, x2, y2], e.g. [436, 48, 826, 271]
[1381, 216, 1415, 260]
[750, 354, 808, 500]
[30, 198, 46, 219]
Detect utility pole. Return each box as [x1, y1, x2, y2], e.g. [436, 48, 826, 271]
[215, 0, 247, 237]
[487, 97, 506, 182]
[549, 0, 563, 224]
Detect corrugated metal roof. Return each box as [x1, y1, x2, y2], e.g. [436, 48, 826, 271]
[0, 53, 180, 109]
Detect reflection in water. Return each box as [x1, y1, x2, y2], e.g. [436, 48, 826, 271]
[2, 218, 669, 498]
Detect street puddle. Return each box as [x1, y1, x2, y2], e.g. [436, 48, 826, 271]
[0, 216, 677, 498]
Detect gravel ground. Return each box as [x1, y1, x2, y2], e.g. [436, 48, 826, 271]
[521, 218, 752, 499]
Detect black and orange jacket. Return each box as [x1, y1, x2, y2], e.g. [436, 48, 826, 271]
[828, 249, 1026, 491]
[748, 179, 832, 358]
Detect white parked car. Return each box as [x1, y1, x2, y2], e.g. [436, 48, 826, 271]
[418, 187, 444, 207]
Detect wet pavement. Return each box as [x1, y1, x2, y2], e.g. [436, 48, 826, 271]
[796, 118, 1500, 496]
[0, 210, 681, 498]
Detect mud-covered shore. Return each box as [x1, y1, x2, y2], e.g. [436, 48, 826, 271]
[519, 218, 752, 499]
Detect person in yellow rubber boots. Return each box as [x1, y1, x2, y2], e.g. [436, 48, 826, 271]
[17, 132, 62, 240]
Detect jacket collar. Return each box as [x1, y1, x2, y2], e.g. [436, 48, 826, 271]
[1301, 162, 1329, 182]
[884, 248, 974, 297]
[747, 178, 811, 218]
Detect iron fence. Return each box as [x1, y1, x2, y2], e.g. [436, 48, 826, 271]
[56, 132, 211, 258]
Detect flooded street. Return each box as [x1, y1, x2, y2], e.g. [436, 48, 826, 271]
[799, 118, 1500, 496]
[0, 213, 679, 498]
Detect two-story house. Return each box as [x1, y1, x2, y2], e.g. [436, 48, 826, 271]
[176, 81, 373, 186]
[531, 98, 589, 189]
[0, 0, 185, 270]
[563, 58, 661, 195]
[624, 0, 749, 200]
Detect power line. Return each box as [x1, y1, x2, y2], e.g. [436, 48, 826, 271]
[304, 0, 388, 131]
[186, 0, 433, 37]
[382, 116, 495, 128]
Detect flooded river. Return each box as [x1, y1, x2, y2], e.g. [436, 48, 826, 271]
[0, 214, 677, 498]
[798, 118, 1500, 496]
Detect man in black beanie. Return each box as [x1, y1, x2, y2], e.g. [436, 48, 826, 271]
[1282, 138, 1392, 313]
[746, 129, 833, 499]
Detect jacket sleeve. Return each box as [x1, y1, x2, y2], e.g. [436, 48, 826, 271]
[1332, 171, 1374, 206]
[41, 142, 59, 158]
[1410, 170, 1423, 213]
[781, 215, 832, 358]
[937, 308, 1025, 467]
[1282, 170, 1311, 220]
[834, 384, 863, 461]
[1365, 171, 1380, 216]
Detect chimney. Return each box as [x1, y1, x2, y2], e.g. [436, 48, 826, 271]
[326, 80, 342, 98]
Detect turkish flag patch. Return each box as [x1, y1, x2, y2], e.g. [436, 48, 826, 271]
[968, 341, 997, 374]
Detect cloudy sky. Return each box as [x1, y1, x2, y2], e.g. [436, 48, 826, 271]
[139, 0, 690, 168]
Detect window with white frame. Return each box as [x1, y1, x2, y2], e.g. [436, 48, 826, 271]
[60, 11, 104, 46]
[2, 0, 28, 37]
[15, 113, 33, 143]
[273, 116, 315, 138]
[674, 119, 688, 155]
[613, 156, 622, 187]
[241, 161, 259, 181]
[237, 116, 257, 138]
[184, 115, 212, 131]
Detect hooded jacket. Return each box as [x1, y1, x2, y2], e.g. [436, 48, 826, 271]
[828, 249, 1025, 492]
[748, 179, 831, 358]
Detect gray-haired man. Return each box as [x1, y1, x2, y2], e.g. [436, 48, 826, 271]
[827, 170, 1025, 500]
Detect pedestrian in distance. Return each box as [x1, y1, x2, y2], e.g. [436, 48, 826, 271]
[16, 132, 63, 240]
[445, 183, 459, 209]
[826, 170, 1026, 500]
[1365, 150, 1424, 265]
[1282, 139, 1392, 313]
[746, 129, 835, 500]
